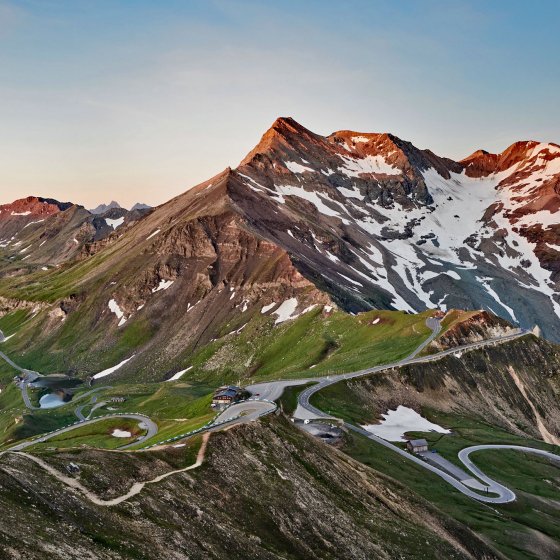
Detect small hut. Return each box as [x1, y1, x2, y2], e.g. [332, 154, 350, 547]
[406, 439, 428, 453]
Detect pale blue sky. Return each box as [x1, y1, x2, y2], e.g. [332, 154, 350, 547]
[0, 0, 558, 208]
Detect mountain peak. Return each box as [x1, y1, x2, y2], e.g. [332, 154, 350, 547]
[240, 117, 321, 166]
[0, 196, 73, 216]
[90, 200, 122, 215]
[130, 202, 152, 212]
[270, 116, 310, 133]
[461, 149, 492, 161]
[461, 140, 560, 177]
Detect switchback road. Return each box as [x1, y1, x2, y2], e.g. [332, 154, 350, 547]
[289, 322, 560, 503]
[2, 319, 557, 505]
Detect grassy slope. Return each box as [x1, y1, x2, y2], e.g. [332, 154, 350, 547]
[0, 303, 432, 383]
[306, 379, 560, 560]
[185, 308, 433, 385]
[0, 307, 434, 448]
[28, 417, 147, 450]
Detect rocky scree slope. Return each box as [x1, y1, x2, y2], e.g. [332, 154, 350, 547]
[0, 416, 501, 560]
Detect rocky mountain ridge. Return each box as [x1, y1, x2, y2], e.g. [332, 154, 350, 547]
[229, 117, 560, 340]
[0, 117, 558, 381]
[0, 196, 152, 271]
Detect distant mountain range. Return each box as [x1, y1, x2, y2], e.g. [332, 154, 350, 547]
[0, 196, 152, 266]
[90, 201, 152, 214]
[0, 117, 558, 380]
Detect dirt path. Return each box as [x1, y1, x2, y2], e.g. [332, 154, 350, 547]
[7, 432, 210, 507]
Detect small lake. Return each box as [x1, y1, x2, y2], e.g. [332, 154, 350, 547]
[39, 392, 67, 409]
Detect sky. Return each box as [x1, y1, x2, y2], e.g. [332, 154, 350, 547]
[0, 0, 559, 209]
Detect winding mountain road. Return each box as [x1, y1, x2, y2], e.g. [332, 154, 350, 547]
[2, 321, 558, 505]
[287, 322, 560, 503]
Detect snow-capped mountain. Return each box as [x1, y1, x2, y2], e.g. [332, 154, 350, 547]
[0, 196, 152, 269]
[226, 117, 560, 339]
[2, 117, 559, 377]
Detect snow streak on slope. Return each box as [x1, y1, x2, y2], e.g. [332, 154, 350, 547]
[234, 119, 560, 338]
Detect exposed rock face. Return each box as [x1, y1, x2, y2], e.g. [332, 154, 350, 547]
[343, 336, 560, 444]
[229, 119, 560, 339]
[429, 310, 516, 352]
[0, 296, 47, 316]
[0, 417, 500, 559]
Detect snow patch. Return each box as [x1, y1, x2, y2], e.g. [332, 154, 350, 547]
[273, 298, 299, 324]
[166, 366, 193, 382]
[22, 219, 45, 229]
[274, 184, 350, 223]
[337, 154, 400, 177]
[111, 429, 132, 438]
[152, 279, 174, 293]
[108, 299, 127, 326]
[362, 406, 451, 442]
[106, 217, 125, 229]
[92, 355, 135, 379]
[337, 185, 365, 200]
[285, 160, 315, 174]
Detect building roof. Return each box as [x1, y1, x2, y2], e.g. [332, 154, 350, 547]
[408, 439, 428, 447]
[214, 385, 242, 393]
[213, 388, 239, 399]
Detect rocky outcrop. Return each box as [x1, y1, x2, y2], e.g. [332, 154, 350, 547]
[429, 310, 515, 352]
[0, 417, 500, 559]
[0, 296, 47, 316]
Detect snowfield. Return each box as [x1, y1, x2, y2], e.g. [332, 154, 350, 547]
[106, 217, 125, 229]
[362, 406, 451, 442]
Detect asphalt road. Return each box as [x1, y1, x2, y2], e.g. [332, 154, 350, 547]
[295, 325, 528, 422]
[288, 321, 560, 504]
[457, 444, 560, 501]
[212, 399, 277, 425]
[3, 413, 158, 453]
[2, 319, 556, 505]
